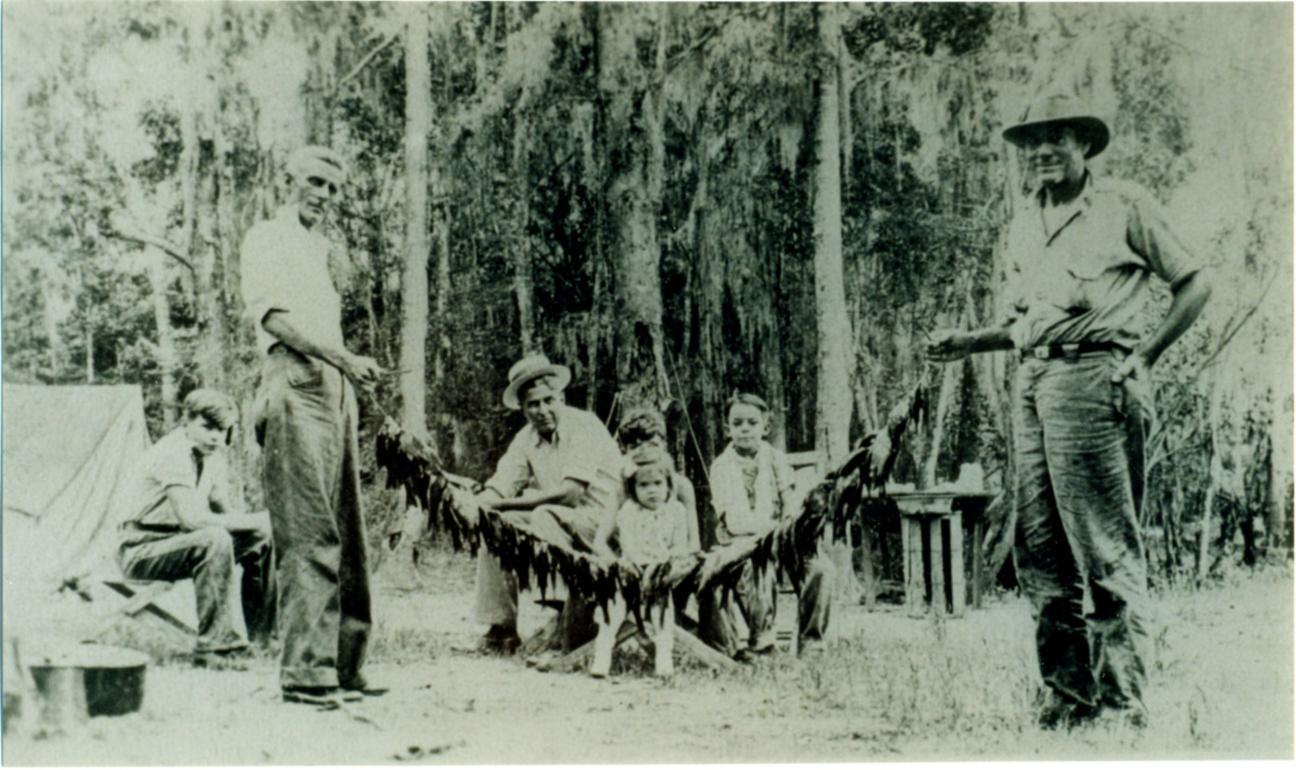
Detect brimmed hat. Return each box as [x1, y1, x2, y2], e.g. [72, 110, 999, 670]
[502, 354, 571, 410]
[286, 145, 349, 185]
[1002, 93, 1110, 159]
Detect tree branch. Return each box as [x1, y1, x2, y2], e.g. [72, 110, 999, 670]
[335, 33, 400, 95]
[1148, 269, 1276, 459]
[103, 215, 196, 275]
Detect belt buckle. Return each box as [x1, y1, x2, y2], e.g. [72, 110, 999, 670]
[1031, 346, 1049, 360]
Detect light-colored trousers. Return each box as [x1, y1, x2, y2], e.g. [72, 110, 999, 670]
[257, 345, 371, 690]
[1013, 351, 1152, 712]
[591, 595, 675, 677]
[474, 504, 603, 649]
[118, 526, 275, 653]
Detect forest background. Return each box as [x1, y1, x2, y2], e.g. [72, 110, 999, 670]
[3, 1, 1291, 587]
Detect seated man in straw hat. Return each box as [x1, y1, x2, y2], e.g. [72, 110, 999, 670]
[465, 354, 623, 655]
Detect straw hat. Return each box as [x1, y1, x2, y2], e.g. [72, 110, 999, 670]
[501, 354, 571, 410]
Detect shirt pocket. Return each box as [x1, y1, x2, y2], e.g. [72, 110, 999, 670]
[1057, 236, 1142, 311]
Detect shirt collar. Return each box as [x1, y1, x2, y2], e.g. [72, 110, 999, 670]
[1034, 170, 1096, 209]
[172, 426, 198, 453]
[171, 428, 205, 472]
[275, 204, 319, 235]
[1036, 171, 1095, 242]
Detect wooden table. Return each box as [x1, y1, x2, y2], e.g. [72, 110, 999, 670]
[889, 491, 991, 617]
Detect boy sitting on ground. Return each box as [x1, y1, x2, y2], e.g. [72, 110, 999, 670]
[116, 389, 275, 667]
[591, 453, 692, 679]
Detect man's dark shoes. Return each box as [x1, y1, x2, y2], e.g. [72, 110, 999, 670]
[340, 675, 389, 698]
[282, 686, 362, 708]
[1037, 695, 1099, 731]
[193, 647, 252, 671]
[1094, 703, 1149, 731]
[453, 626, 521, 657]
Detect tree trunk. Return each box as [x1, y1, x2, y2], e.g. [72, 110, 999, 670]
[1197, 369, 1223, 581]
[432, 19, 462, 465]
[400, 6, 431, 435]
[39, 264, 64, 378]
[511, 105, 537, 355]
[599, 5, 670, 414]
[146, 249, 179, 427]
[812, 3, 853, 468]
[1267, 368, 1291, 550]
[182, 11, 228, 392]
[691, 101, 721, 479]
[83, 317, 95, 385]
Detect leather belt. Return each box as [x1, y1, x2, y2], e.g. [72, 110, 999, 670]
[1019, 341, 1130, 361]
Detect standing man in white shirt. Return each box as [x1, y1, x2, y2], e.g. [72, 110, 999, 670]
[241, 146, 384, 707]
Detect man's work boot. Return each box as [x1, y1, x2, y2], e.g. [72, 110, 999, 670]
[1037, 690, 1099, 731]
[340, 674, 389, 698]
[453, 625, 521, 656]
[193, 646, 252, 671]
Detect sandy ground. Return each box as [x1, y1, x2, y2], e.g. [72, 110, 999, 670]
[4, 559, 1292, 765]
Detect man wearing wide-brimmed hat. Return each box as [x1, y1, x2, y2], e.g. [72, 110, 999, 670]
[241, 145, 384, 706]
[466, 354, 623, 655]
[927, 93, 1211, 729]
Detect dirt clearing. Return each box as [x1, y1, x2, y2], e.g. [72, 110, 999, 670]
[5, 559, 1291, 764]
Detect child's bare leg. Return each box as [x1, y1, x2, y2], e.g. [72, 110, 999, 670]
[591, 597, 626, 678]
[654, 598, 675, 677]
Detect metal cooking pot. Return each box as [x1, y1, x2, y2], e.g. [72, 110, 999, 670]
[29, 644, 148, 719]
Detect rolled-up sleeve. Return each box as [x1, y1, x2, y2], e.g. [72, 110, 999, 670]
[240, 225, 289, 330]
[485, 432, 532, 499]
[149, 444, 197, 493]
[1127, 193, 1199, 287]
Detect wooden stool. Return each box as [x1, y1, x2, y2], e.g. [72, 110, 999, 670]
[899, 508, 965, 618]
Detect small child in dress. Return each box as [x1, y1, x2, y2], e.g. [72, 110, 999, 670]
[708, 392, 795, 659]
[591, 453, 692, 679]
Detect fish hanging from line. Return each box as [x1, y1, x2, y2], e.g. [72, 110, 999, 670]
[372, 384, 927, 619]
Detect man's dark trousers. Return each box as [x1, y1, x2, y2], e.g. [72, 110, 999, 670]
[258, 345, 372, 690]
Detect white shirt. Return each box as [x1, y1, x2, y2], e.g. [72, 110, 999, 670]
[485, 405, 623, 515]
[240, 204, 346, 355]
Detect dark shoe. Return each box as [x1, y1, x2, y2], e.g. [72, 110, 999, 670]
[1037, 695, 1099, 731]
[340, 676, 389, 698]
[282, 686, 360, 708]
[732, 649, 755, 664]
[453, 628, 521, 657]
[193, 647, 252, 671]
[1095, 704, 1149, 730]
[798, 638, 828, 657]
[525, 651, 560, 671]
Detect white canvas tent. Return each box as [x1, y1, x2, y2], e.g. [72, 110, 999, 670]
[2, 384, 152, 635]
